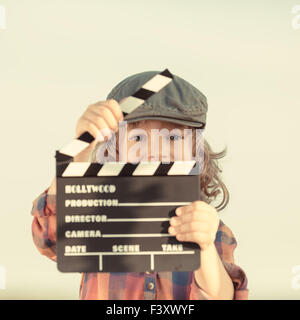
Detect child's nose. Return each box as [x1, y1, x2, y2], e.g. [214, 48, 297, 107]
[146, 154, 173, 162]
[138, 138, 174, 162]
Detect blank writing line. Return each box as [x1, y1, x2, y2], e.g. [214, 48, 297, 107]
[118, 202, 191, 206]
[102, 233, 172, 238]
[106, 218, 171, 222]
[65, 250, 195, 256]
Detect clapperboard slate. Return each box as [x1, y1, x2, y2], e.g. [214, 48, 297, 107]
[55, 68, 202, 273]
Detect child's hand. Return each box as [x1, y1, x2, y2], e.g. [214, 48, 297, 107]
[168, 201, 219, 251]
[74, 99, 124, 162]
[76, 99, 124, 142]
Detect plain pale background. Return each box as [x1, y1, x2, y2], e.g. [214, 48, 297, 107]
[0, 0, 299, 299]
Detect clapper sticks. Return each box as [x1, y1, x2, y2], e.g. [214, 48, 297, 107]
[55, 69, 202, 272]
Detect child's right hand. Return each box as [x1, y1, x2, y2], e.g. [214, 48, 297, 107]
[48, 99, 124, 195]
[74, 99, 124, 162]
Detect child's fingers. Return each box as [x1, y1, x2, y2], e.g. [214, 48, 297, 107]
[176, 201, 216, 216]
[91, 99, 124, 123]
[76, 117, 103, 141]
[102, 98, 125, 122]
[86, 107, 118, 132]
[73, 99, 124, 161]
[168, 221, 209, 235]
[76, 116, 110, 142]
[175, 231, 210, 244]
[175, 205, 193, 216]
[172, 210, 212, 225]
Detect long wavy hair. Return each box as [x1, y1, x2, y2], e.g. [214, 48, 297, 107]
[89, 120, 229, 212]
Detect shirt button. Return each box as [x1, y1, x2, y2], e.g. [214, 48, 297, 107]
[147, 282, 155, 290]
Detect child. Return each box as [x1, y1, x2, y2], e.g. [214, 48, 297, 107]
[31, 70, 249, 300]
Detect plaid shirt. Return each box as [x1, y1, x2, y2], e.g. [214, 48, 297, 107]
[31, 187, 249, 300]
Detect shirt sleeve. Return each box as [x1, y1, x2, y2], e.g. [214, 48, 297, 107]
[31, 187, 57, 262]
[189, 219, 249, 300]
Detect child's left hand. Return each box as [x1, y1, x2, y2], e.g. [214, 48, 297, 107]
[168, 201, 220, 251]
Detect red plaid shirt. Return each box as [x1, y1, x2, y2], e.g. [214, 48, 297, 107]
[31, 187, 249, 300]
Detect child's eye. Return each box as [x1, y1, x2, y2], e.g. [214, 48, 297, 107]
[129, 135, 146, 142]
[168, 135, 182, 141]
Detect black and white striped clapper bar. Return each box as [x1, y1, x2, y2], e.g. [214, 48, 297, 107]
[55, 69, 201, 273]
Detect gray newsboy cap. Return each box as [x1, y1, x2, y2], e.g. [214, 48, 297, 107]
[106, 69, 208, 128]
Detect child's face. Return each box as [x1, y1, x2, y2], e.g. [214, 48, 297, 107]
[122, 119, 195, 163]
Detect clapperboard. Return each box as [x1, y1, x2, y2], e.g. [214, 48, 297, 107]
[55, 69, 202, 273]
